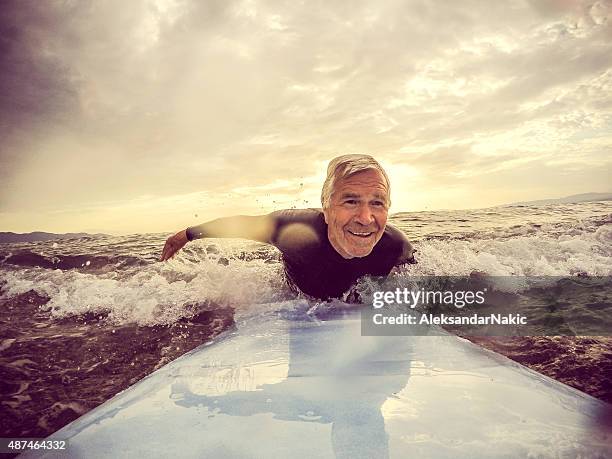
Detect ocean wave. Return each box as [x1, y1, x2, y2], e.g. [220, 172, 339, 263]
[407, 225, 611, 277]
[1, 224, 608, 327]
[1, 202, 610, 326]
[0, 248, 291, 326]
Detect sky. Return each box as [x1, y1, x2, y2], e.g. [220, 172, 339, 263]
[0, 0, 611, 235]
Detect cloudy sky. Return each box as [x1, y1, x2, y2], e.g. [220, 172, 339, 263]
[1, 0, 611, 234]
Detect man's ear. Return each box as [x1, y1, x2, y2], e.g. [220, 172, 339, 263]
[322, 208, 330, 224]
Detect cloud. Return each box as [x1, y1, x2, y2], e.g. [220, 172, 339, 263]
[0, 0, 610, 231]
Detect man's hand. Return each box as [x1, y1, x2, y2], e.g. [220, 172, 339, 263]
[160, 230, 189, 261]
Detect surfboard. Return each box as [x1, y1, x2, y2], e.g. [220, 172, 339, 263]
[22, 303, 612, 458]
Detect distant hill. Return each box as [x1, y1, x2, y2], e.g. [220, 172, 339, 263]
[505, 192, 612, 207]
[0, 232, 106, 243]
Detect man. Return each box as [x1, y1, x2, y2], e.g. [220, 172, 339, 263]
[160, 154, 416, 300]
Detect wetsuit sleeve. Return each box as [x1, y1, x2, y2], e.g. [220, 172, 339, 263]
[185, 214, 277, 243]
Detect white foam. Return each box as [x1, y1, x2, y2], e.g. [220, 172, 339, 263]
[0, 247, 289, 326]
[409, 226, 611, 277]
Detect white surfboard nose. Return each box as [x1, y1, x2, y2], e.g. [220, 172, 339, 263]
[22, 305, 612, 459]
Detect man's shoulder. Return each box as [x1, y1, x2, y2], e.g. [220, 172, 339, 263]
[269, 208, 325, 246]
[381, 223, 416, 265]
[382, 222, 407, 245]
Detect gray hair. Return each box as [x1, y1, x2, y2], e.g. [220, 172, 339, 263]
[321, 154, 391, 209]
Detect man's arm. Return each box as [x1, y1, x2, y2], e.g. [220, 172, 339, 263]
[160, 214, 276, 262]
[185, 215, 276, 242]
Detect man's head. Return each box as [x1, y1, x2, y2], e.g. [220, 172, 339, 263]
[321, 154, 391, 259]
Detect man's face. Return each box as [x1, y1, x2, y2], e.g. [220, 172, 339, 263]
[323, 169, 389, 259]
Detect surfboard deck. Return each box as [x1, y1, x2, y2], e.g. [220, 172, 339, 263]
[23, 304, 612, 458]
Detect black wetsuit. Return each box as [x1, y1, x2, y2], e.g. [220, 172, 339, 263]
[268, 209, 415, 300]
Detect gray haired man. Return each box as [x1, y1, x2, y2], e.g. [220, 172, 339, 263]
[161, 154, 415, 300]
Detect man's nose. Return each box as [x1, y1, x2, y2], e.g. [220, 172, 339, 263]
[354, 204, 374, 225]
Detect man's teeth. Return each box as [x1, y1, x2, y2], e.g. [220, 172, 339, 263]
[349, 231, 373, 237]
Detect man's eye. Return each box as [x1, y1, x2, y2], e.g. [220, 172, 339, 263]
[372, 201, 385, 207]
[344, 200, 357, 205]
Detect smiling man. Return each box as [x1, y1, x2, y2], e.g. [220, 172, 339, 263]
[161, 154, 416, 300]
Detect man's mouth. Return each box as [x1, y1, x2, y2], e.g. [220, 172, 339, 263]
[347, 230, 375, 238]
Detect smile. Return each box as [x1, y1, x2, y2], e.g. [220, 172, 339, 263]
[347, 230, 374, 238]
